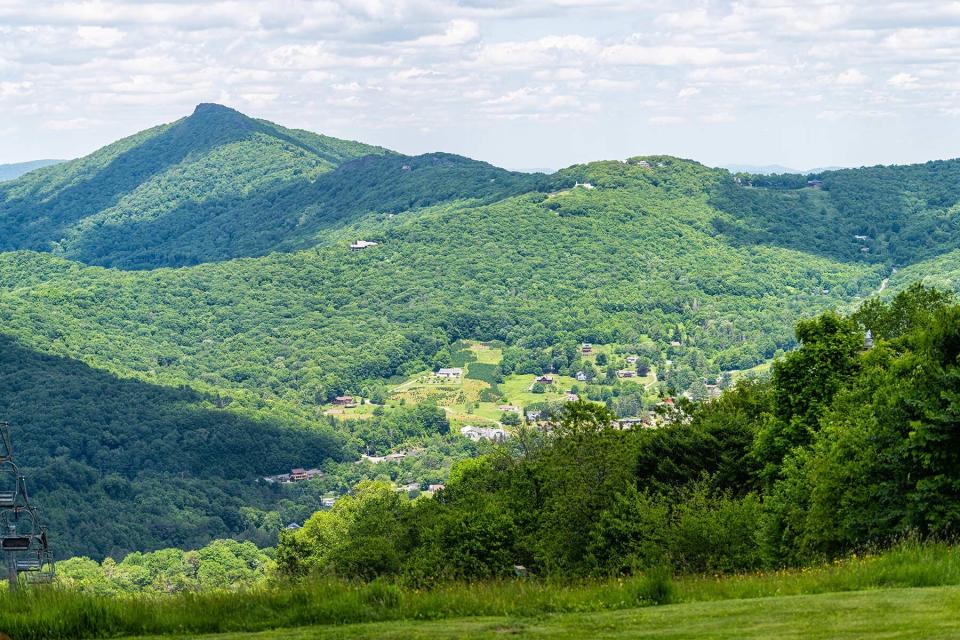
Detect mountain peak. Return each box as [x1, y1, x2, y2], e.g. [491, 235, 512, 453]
[192, 103, 242, 117]
[184, 103, 256, 137]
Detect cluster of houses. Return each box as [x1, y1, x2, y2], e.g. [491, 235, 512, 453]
[460, 425, 510, 442]
[262, 467, 324, 484]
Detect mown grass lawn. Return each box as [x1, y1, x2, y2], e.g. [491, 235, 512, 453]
[467, 342, 503, 365]
[126, 585, 960, 639]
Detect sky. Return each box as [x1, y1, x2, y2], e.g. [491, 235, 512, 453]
[1, 0, 960, 171]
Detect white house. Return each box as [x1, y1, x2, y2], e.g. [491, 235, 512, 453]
[436, 367, 463, 379]
[460, 425, 509, 442]
[350, 240, 378, 251]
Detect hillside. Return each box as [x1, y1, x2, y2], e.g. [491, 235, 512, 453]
[0, 335, 346, 558]
[2, 105, 960, 560]
[714, 160, 960, 265]
[0, 104, 387, 268]
[0, 105, 552, 269]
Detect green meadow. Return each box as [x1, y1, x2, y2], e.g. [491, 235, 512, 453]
[125, 586, 960, 640]
[5, 542, 960, 640]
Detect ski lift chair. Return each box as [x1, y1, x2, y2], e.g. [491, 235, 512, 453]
[0, 461, 25, 510]
[0, 506, 39, 551]
[20, 549, 54, 584]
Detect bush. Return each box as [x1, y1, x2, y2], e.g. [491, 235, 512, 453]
[629, 566, 676, 605]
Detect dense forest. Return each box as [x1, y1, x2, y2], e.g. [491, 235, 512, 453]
[278, 285, 960, 581]
[0, 335, 469, 559]
[1, 105, 960, 562]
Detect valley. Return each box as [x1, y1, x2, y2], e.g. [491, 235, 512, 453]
[2, 104, 959, 561]
[6, 3, 960, 638]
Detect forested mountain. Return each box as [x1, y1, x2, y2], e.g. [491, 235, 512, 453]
[1, 104, 960, 560]
[714, 161, 960, 265]
[0, 104, 551, 269]
[0, 159, 64, 182]
[0, 104, 385, 268]
[0, 335, 346, 558]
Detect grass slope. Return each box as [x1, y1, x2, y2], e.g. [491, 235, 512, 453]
[9, 542, 960, 639]
[128, 586, 960, 639]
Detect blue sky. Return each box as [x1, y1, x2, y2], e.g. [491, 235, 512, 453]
[1, 0, 959, 170]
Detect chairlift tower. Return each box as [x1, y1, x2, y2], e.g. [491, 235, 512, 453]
[0, 421, 54, 591]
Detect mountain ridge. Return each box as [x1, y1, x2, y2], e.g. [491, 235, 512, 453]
[3, 104, 960, 559]
[0, 159, 65, 182]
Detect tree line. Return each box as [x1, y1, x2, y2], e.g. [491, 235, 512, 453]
[277, 284, 960, 581]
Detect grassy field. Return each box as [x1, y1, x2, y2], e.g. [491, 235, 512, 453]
[466, 342, 503, 365]
[325, 340, 662, 429]
[125, 585, 960, 639]
[7, 542, 960, 640]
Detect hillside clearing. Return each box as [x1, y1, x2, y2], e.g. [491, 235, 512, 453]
[126, 585, 960, 639]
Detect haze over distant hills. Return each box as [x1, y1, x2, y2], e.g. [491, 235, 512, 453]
[721, 163, 851, 175]
[2, 103, 960, 559]
[0, 158, 64, 182]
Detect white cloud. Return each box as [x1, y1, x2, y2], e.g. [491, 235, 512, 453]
[474, 34, 600, 68]
[0, 81, 33, 97]
[701, 112, 735, 124]
[409, 19, 479, 46]
[888, 72, 918, 87]
[648, 115, 685, 125]
[1, 0, 959, 169]
[817, 108, 894, 121]
[239, 92, 279, 107]
[44, 117, 96, 130]
[835, 68, 868, 85]
[600, 44, 758, 66]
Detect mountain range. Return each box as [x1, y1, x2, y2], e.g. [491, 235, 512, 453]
[0, 158, 64, 182]
[2, 103, 959, 559]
